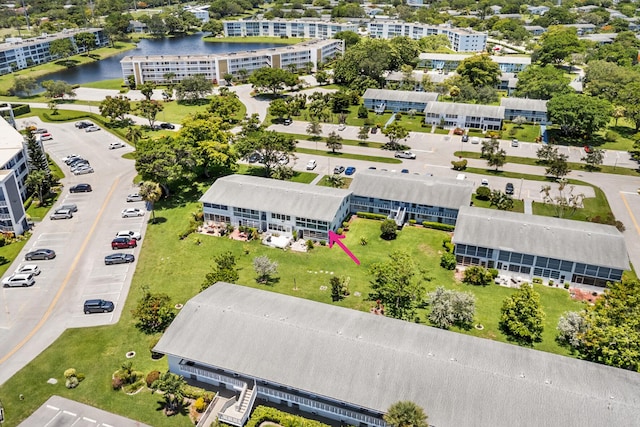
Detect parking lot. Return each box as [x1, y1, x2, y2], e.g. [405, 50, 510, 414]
[0, 118, 146, 384]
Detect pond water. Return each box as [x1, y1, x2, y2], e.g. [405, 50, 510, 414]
[36, 33, 288, 85]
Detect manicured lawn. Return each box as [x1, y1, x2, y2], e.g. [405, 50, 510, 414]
[471, 194, 525, 213]
[80, 78, 128, 90]
[0, 238, 29, 277]
[0, 190, 588, 426]
[344, 107, 430, 133]
[502, 123, 542, 142]
[316, 175, 353, 189]
[296, 147, 402, 164]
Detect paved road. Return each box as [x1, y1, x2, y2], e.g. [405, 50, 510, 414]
[0, 118, 146, 385]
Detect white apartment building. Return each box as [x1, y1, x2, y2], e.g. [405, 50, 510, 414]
[184, 5, 210, 23]
[0, 116, 30, 235]
[424, 101, 504, 130]
[0, 28, 108, 75]
[419, 53, 530, 73]
[367, 21, 487, 52]
[223, 20, 358, 39]
[120, 39, 344, 85]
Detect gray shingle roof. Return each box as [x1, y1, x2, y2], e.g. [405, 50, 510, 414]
[453, 206, 630, 270]
[363, 88, 438, 104]
[156, 283, 640, 427]
[199, 175, 351, 222]
[424, 101, 505, 119]
[349, 170, 473, 210]
[500, 97, 548, 112]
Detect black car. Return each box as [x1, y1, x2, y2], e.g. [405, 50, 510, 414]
[333, 165, 345, 174]
[25, 249, 56, 261]
[84, 299, 114, 314]
[283, 118, 292, 126]
[105, 253, 135, 265]
[462, 135, 469, 142]
[160, 122, 175, 129]
[505, 182, 515, 195]
[70, 184, 92, 193]
[75, 121, 92, 129]
[370, 127, 378, 134]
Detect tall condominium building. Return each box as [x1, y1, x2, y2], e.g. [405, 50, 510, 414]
[223, 19, 358, 39]
[367, 21, 487, 52]
[120, 39, 344, 85]
[0, 115, 30, 235]
[0, 28, 108, 75]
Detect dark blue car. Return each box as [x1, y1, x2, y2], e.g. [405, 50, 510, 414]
[345, 166, 356, 175]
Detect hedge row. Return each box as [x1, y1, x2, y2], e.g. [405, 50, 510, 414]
[245, 406, 331, 427]
[356, 212, 387, 221]
[12, 104, 31, 116]
[422, 221, 455, 232]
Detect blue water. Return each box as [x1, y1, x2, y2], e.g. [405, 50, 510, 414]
[36, 33, 288, 85]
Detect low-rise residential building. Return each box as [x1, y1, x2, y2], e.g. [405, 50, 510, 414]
[452, 206, 629, 286]
[580, 33, 617, 45]
[120, 39, 343, 85]
[524, 25, 546, 36]
[155, 282, 640, 427]
[0, 28, 108, 75]
[564, 23, 596, 35]
[128, 20, 148, 33]
[500, 97, 548, 124]
[200, 175, 351, 241]
[349, 171, 473, 225]
[184, 5, 210, 23]
[497, 72, 518, 95]
[0, 116, 30, 235]
[223, 19, 357, 39]
[362, 88, 438, 113]
[526, 5, 549, 15]
[418, 53, 530, 73]
[424, 101, 504, 130]
[367, 22, 487, 52]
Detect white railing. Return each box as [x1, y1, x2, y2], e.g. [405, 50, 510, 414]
[178, 363, 245, 388]
[197, 393, 219, 427]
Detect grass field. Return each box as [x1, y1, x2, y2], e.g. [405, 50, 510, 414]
[0, 189, 588, 426]
[80, 79, 128, 90]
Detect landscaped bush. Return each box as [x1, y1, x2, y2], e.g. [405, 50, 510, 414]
[408, 219, 416, 225]
[194, 397, 207, 413]
[604, 130, 618, 142]
[360, 237, 368, 245]
[66, 376, 79, 389]
[532, 277, 543, 284]
[306, 239, 314, 250]
[462, 266, 494, 286]
[319, 240, 326, 246]
[476, 186, 491, 200]
[380, 219, 398, 240]
[564, 283, 570, 289]
[245, 406, 331, 427]
[12, 103, 31, 116]
[146, 370, 160, 388]
[422, 221, 455, 232]
[337, 227, 343, 235]
[112, 376, 124, 390]
[451, 159, 467, 170]
[488, 268, 499, 278]
[440, 252, 456, 270]
[64, 368, 77, 378]
[182, 384, 214, 400]
[356, 212, 387, 220]
[179, 220, 199, 240]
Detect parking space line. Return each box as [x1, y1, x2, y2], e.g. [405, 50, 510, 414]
[0, 177, 121, 366]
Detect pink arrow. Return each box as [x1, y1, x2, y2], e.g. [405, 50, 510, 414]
[328, 230, 361, 265]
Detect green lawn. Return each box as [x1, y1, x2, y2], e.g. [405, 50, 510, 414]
[316, 175, 353, 188]
[80, 78, 128, 90]
[344, 107, 430, 133]
[472, 194, 525, 213]
[503, 123, 542, 142]
[0, 238, 29, 277]
[295, 147, 402, 164]
[0, 190, 588, 426]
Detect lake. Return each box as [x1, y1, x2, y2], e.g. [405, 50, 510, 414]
[37, 33, 288, 85]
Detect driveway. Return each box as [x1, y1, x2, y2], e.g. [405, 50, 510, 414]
[0, 118, 146, 385]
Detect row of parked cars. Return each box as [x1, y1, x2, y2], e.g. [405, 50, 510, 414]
[63, 153, 94, 176]
[75, 121, 100, 132]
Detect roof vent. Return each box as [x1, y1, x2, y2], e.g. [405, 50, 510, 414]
[520, 372, 526, 378]
[544, 379, 551, 385]
[427, 352, 434, 357]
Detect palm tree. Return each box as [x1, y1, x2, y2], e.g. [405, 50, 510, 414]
[26, 170, 47, 204]
[125, 126, 142, 148]
[151, 371, 186, 416]
[384, 401, 429, 427]
[139, 181, 162, 223]
[326, 174, 345, 188]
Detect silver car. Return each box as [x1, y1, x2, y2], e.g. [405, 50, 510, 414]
[74, 167, 94, 175]
[85, 125, 100, 132]
[50, 209, 73, 220]
[126, 193, 143, 202]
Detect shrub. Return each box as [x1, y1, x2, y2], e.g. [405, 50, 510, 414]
[77, 373, 85, 382]
[66, 376, 79, 389]
[443, 241, 454, 253]
[146, 370, 160, 388]
[292, 229, 298, 240]
[564, 283, 570, 289]
[488, 268, 499, 278]
[319, 240, 326, 246]
[356, 211, 387, 220]
[245, 406, 331, 427]
[360, 237, 368, 246]
[357, 104, 369, 118]
[306, 239, 314, 250]
[408, 219, 416, 225]
[337, 227, 343, 235]
[64, 368, 77, 379]
[532, 277, 543, 284]
[422, 221, 455, 232]
[380, 219, 397, 240]
[462, 266, 494, 286]
[508, 127, 517, 137]
[451, 159, 468, 170]
[604, 130, 618, 142]
[440, 252, 456, 270]
[194, 397, 207, 413]
[112, 376, 124, 390]
[476, 186, 491, 200]
[178, 220, 199, 240]
[12, 103, 31, 116]
[549, 279, 554, 285]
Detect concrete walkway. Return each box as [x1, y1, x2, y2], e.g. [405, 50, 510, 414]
[524, 198, 533, 214]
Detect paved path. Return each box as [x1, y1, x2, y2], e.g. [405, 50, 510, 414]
[524, 198, 533, 215]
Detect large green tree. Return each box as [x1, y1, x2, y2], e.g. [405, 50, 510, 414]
[333, 38, 400, 86]
[132, 289, 176, 334]
[428, 287, 476, 329]
[179, 113, 236, 177]
[151, 372, 186, 415]
[201, 252, 239, 290]
[208, 91, 243, 124]
[249, 67, 298, 95]
[74, 32, 96, 52]
[369, 251, 425, 321]
[533, 26, 583, 65]
[137, 99, 163, 128]
[234, 130, 295, 178]
[547, 93, 612, 139]
[382, 122, 409, 151]
[41, 80, 75, 100]
[384, 401, 428, 427]
[583, 60, 638, 102]
[456, 54, 500, 88]
[135, 136, 195, 193]
[175, 74, 213, 102]
[10, 76, 38, 96]
[49, 38, 74, 59]
[514, 65, 572, 100]
[499, 284, 545, 346]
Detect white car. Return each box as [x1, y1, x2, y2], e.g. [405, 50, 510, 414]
[2, 273, 35, 288]
[74, 167, 94, 175]
[62, 154, 80, 163]
[116, 230, 142, 240]
[306, 159, 317, 170]
[395, 151, 416, 159]
[338, 124, 346, 131]
[85, 125, 100, 132]
[109, 142, 125, 150]
[481, 179, 489, 186]
[126, 193, 143, 202]
[50, 209, 73, 220]
[122, 208, 144, 218]
[17, 264, 41, 276]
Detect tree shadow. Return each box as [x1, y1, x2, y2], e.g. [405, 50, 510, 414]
[176, 99, 209, 107]
[257, 276, 280, 286]
[147, 217, 167, 225]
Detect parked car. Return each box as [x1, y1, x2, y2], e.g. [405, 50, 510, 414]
[470, 137, 480, 144]
[453, 128, 465, 135]
[333, 165, 345, 174]
[50, 209, 73, 220]
[70, 163, 91, 173]
[111, 237, 137, 249]
[25, 249, 56, 260]
[121, 208, 144, 218]
[401, 169, 409, 173]
[278, 154, 289, 165]
[38, 133, 53, 141]
[68, 157, 88, 166]
[462, 135, 469, 142]
[395, 151, 416, 159]
[83, 299, 114, 314]
[17, 264, 41, 276]
[505, 182, 515, 195]
[109, 141, 125, 150]
[85, 125, 100, 132]
[511, 139, 519, 147]
[126, 193, 143, 202]
[31, 128, 48, 134]
[160, 122, 175, 129]
[338, 124, 346, 131]
[368, 166, 377, 170]
[62, 154, 80, 163]
[370, 127, 378, 134]
[75, 121, 92, 129]
[74, 167, 94, 175]
[2, 273, 35, 288]
[115, 230, 142, 240]
[584, 145, 593, 153]
[104, 253, 135, 265]
[283, 118, 292, 126]
[70, 184, 92, 193]
[248, 152, 263, 163]
[481, 179, 489, 186]
[306, 159, 317, 170]
[59, 203, 78, 212]
[345, 166, 356, 175]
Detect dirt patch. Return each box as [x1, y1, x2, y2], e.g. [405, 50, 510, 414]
[569, 287, 602, 304]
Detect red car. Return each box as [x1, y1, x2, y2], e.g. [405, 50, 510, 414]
[584, 145, 592, 153]
[111, 237, 137, 250]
